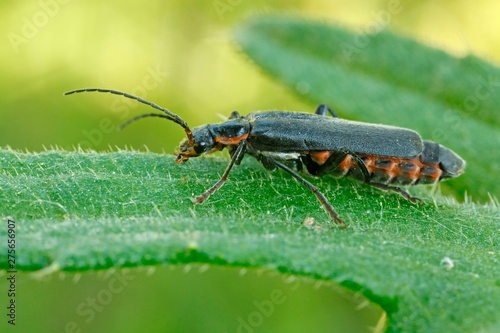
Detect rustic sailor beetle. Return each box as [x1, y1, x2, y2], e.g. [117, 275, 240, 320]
[65, 88, 466, 228]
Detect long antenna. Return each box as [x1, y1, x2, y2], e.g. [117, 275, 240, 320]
[64, 88, 193, 145]
[118, 113, 176, 130]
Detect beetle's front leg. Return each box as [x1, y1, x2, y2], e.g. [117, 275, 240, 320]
[193, 140, 246, 204]
[227, 142, 247, 165]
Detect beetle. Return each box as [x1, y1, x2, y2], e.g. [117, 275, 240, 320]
[65, 88, 466, 227]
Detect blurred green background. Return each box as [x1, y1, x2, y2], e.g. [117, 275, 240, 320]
[1, 1, 499, 332]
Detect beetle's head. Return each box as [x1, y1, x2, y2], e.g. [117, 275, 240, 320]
[175, 125, 219, 163]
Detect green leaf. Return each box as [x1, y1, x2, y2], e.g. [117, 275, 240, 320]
[234, 15, 500, 202]
[1, 148, 499, 332]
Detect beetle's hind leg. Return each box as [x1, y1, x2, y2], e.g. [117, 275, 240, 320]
[306, 149, 422, 205]
[315, 104, 338, 118]
[366, 182, 423, 205]
[343, 154, 423, 204]
[351, 155, 423, 204]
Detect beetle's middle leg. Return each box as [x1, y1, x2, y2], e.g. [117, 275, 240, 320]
[305, 149, 370, 180]
[193, 140, 246, 204]
[265, 156, 347, 228]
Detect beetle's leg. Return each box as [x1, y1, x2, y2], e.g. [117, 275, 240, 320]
[315, 104, 338, 118]
[365, 182, 423, 204]
[266, 156, 347, 228]
[303, 151, 345, 176]
[318, 151, 423, 204]
[228, 111, 241, 120]
[252, 153, 278, 171]
[227, 140, 249, 166]
[331, 153, 423, 204]
[306, 149, 423, 205]
[308, 149, 370, 181]
[193, 140, 246, 204]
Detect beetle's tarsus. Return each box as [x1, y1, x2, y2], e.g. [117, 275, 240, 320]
[368, 182, 424, 205]
[192, 195, 207, 205]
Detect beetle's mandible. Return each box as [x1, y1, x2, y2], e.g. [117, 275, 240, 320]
[65, 88, 466, 228]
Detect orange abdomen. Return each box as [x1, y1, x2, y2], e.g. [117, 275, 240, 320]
[309, 151, 442, 185]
